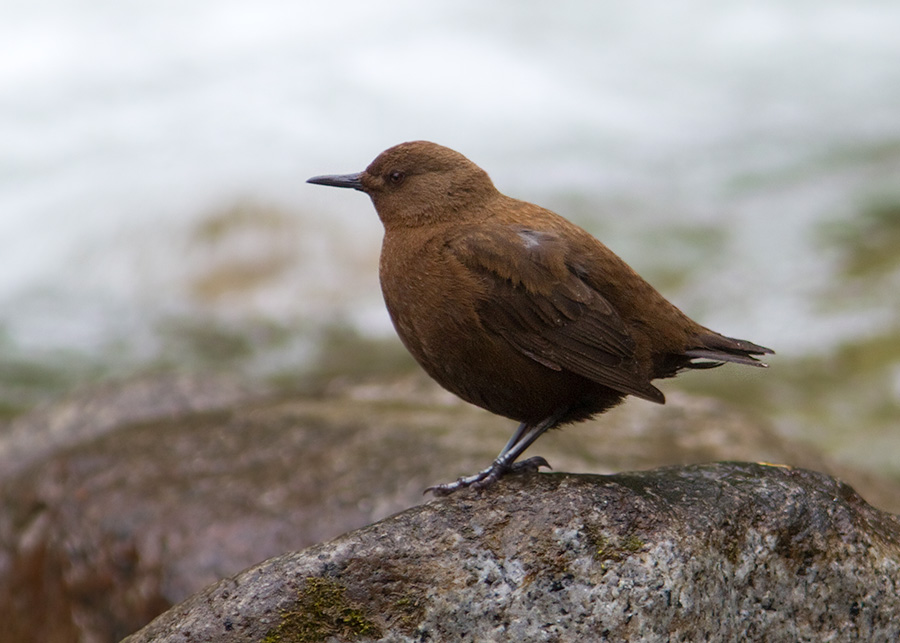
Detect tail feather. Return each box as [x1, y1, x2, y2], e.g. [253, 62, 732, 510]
[684, 333, 774, 369]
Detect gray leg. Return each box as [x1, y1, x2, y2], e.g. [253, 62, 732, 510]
[425, 410, 565, 496]
[498, 421, 529, 457]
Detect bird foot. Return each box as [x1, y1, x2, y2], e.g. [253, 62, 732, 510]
[425, 456, 552, 496]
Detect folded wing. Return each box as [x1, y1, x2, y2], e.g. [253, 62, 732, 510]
[449, 225, 665, 404]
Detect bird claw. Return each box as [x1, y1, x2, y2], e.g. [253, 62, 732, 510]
[424, 470, 490, 497]
[508, 456, 552, 473]
[424, 456, 552, 496]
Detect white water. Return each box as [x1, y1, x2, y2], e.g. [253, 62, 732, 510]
[2, 1, 899, 375]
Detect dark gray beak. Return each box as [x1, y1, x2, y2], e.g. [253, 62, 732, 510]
[307, 172, 364, 191]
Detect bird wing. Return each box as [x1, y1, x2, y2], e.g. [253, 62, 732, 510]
[448, 225, 665, 403]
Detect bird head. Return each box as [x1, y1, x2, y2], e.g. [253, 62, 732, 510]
[308, 141, 498, 228]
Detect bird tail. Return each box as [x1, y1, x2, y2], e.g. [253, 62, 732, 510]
[683, 333, 774, 369]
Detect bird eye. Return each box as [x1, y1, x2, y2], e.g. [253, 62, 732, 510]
[388, 171, 405, 185]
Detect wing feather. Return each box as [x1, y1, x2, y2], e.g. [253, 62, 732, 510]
[449, 225, 664, 403]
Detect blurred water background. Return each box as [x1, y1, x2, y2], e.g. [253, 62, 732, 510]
[1, 1, 899, 475]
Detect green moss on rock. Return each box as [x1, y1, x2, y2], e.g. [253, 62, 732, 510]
[262, 577, 381, 643]
[587, 528, 646, 564]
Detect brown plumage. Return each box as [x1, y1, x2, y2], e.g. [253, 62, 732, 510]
[308, 141, 773, 495]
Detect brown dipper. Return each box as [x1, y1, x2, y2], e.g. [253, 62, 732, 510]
[308, 141, 773, 495]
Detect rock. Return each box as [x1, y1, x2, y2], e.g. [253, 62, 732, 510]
[0, 374, 264, 481]
[123, 464, 900, 643]
[2, 374, 899, 642]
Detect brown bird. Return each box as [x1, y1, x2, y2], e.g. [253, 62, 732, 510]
[308, 141, 773, 495]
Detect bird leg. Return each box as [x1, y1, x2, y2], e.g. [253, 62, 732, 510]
[425, 411, 564, 496]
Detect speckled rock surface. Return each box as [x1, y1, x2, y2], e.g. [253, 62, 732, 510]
[124, 463, 900, 643]
[3, 375, 900, 643]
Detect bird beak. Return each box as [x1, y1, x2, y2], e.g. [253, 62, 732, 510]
[307, 172, 364, 191]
